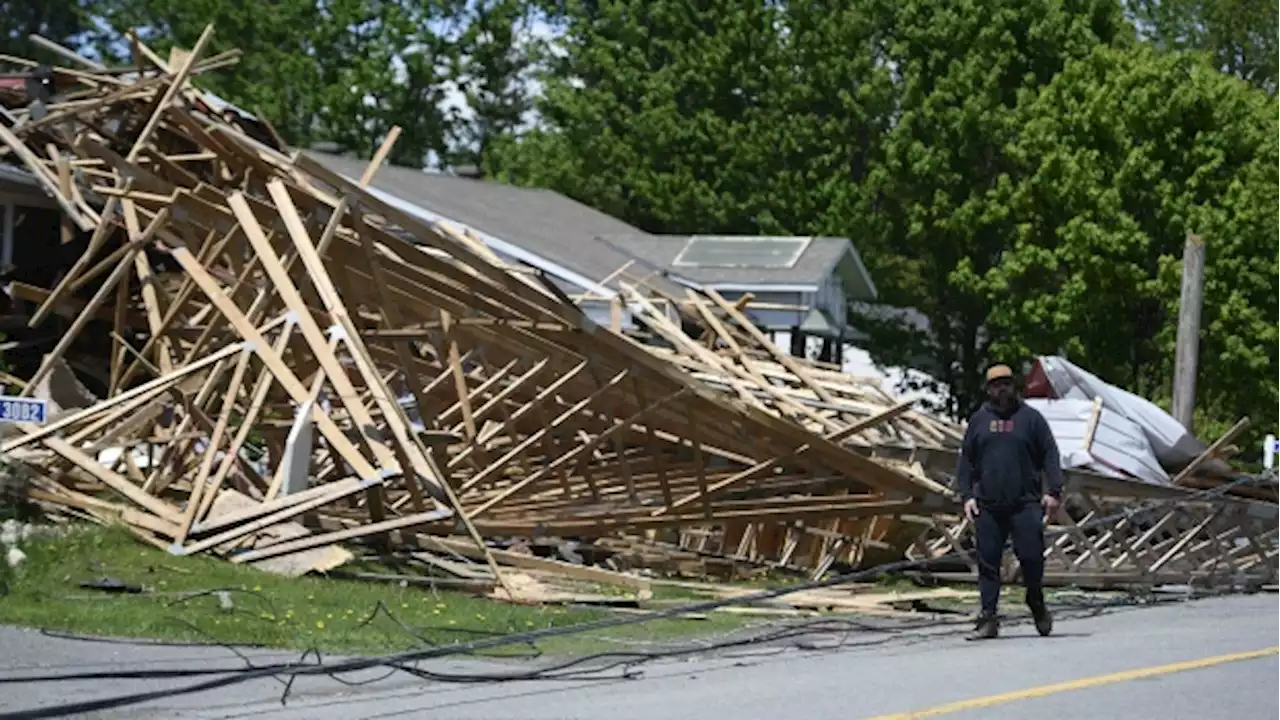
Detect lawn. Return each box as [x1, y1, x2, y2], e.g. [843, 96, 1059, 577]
[0, 524, 757, 657]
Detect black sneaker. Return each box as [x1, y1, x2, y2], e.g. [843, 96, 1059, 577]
[967, 615, 999, 641]
[1032, 607, 1053, 637]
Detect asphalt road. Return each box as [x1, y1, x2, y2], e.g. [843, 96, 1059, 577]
[1, 593, 1276, 720]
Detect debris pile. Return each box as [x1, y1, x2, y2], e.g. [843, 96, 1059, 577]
[0, 29, 936, 592]
[0, 28, 1273, 595]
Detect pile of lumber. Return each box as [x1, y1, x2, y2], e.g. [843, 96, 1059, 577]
[0, 28, 939, 591]
[616, 284, 958, 573]
[0, 28, 1273, 593]
[617, 285, 1279, 586]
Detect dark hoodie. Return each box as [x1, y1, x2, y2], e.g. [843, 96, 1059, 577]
[956, 400, 1064, 509]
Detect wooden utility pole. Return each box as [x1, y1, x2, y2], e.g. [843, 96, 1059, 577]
[1171, 233, 1205, 433]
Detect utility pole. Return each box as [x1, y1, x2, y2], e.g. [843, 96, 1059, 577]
[1171, 233, 1205, 433]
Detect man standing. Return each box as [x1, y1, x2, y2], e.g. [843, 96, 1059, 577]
[956, 363, 1064, 640]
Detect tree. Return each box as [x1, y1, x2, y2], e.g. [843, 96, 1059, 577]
[0, 0, 93, 64]
[491, 0, 901, 238]
[494, 0, 1139, 420]
[491, 0, 795, 233]
[850, 0, 1131, 418]
[451, 0, 542, 172]
[1125, 0, 1277, 93]
[89, 0, 459, 168]
[982, 44, 1278, 443]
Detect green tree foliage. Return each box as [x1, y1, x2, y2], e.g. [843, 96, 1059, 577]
[855, 0, 1131, 417]
[493, 0, 793, 232]
[496, 0, 1131, 418]
[501, 1, 898, 231]
[451, 0, 541, 171]
[1125, 0, 1277, 93]
[89, 0, 459, 167]
[0, 0, 93, 64]
[491, 0, 898, 255]
[9, 1, 1269, 442]
[984, 44, 1278, 441]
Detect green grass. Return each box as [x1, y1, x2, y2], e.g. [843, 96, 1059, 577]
[0, 524, 761, 657]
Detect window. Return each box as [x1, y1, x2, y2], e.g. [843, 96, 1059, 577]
[671, 236, 812, 269]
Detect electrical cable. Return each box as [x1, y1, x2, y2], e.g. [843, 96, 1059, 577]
[0, 590, 1178, 686]
[1, 477, 1259, 712]
[0, 590, 1235, 718]
[0, 474, 1266, 719]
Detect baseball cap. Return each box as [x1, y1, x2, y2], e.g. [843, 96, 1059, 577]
[985, 364, 1014, 383]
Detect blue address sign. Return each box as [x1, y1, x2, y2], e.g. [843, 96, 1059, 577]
[0, 396, 48, 425]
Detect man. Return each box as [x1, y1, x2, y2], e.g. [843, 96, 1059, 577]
[956, 363, 1064, 640]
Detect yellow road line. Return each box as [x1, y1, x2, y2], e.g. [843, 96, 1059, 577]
[866, 646, 1279, 720]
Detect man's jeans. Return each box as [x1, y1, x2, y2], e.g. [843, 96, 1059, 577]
[974, 501, 1046, 617]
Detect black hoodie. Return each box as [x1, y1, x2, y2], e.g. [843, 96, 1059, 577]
[956, 400, 1064, 508]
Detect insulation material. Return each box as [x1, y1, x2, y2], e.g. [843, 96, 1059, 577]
[1024, 355, 1230, 477]
[1024, 398, 1169, 485]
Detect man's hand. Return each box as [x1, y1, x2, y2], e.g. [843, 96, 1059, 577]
[963, 498, 979, 521]
[1041, 493, 1061, 521]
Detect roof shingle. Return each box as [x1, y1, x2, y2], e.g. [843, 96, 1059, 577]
[304, 152, 874, 300]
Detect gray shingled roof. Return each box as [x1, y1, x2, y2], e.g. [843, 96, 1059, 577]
[304, 151, 683, 295]
[597, 234, 876, 299]
[303, 152, 875, 301]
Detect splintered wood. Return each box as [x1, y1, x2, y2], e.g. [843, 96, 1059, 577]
[615, 285, 962, 574]
[0, 29, 1274, 593]
[614, 274, 1279, 586]
[0, 30, 932, 584]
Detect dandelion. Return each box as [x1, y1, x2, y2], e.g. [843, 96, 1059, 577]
[432, 609, 441, 615]
[316, 620, 325, 629]
[327, 613, 334, 619]
[447, 619, 456, 625]
[475, 613, 486, 621]
[252, 585, 261, 592]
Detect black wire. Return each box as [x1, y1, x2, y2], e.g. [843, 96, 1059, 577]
[0, 589, 1225, 718]
[0, 475, 1262, 719]
[0, 592, 1167, 686]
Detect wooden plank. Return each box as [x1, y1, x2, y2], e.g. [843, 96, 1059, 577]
[181, 477, 384, 556]
[18, 209, 168, 397]
[413, 536, 651, 591]
[179, 345, 255, 541]
[651, 399, 917, 516]
[229, 509, 453, 564]
[167, 245, 392, 489]
[263, 180, 437, 511]
[1, 342, 246, 454]
[1172, 417, 1250, 485]
[40, 435, 182, 524]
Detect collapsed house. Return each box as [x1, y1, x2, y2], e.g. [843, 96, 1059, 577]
[0, 29, 1274, 598]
